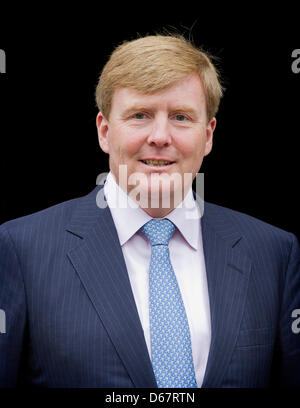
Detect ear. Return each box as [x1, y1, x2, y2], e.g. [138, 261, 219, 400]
[204, 117, 216, 156]
[96, 112, 110, 154]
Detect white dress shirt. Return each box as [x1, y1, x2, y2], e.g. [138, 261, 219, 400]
[103, 171, 211, 387]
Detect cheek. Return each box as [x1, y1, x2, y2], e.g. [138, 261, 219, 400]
[175, 133, 207, 174]
[176, 133, 206, 159]
[109, 128, 144, 157]
[124, 138, 144, 155]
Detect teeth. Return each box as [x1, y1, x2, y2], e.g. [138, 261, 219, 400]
[142, 160, 172, 166]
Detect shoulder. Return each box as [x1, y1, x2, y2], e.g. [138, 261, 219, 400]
[203, 201, 297, 254]
[0, 185, 101, 243]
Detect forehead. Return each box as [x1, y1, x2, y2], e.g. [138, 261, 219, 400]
[110, 73, 206, 112]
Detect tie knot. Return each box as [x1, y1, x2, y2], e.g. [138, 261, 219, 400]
[140, 218, 176, 246]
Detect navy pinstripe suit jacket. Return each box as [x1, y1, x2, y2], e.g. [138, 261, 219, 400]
[0, 184, 299, 387]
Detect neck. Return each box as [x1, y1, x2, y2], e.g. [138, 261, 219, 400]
[140, 205, 175, 219]
[132, 190, 188, 218]
[109, 171, 191, 218]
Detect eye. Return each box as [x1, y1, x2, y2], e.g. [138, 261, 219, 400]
[174, 114, 188, 121]
[133, 112, 146, 119]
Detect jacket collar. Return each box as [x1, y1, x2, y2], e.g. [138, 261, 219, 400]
[66, 184, 252, 388]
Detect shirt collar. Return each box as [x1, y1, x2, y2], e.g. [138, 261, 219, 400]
[103, 171, 200, 250]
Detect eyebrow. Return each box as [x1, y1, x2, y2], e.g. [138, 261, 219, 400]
[121, 105, 151, 117]
[171, 106, 199, 116]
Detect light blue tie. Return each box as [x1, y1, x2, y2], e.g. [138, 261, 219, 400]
[141, 218, 197, 388]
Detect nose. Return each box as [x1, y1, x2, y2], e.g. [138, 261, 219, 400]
[146, 115, 172, 147]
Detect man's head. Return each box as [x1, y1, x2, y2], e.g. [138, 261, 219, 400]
[95, 34, 223, 217]
[95, 35, 222, 124]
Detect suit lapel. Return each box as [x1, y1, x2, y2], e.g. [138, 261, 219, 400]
[66, 185, 157, 388]
[65, 186, 252, 388]
[201, 203, 252, 387]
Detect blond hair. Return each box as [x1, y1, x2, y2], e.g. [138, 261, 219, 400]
[95, 34, 223, 122]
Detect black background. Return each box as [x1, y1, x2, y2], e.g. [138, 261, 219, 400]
[1, 5, 299, 241]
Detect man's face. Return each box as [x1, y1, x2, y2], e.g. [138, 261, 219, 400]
[97, 73, 216, 210]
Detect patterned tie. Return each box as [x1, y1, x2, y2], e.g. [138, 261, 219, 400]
[141, 218, 197, 388]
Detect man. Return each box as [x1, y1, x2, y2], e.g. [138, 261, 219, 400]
[0, 34, 299, 388]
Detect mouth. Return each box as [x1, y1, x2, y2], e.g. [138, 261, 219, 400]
[140, 159, 175, 168]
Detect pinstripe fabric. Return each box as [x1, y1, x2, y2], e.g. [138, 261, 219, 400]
[0, 184, 299, 387]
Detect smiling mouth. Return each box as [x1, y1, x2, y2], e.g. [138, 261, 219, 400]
[140, 160, 174, 166]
